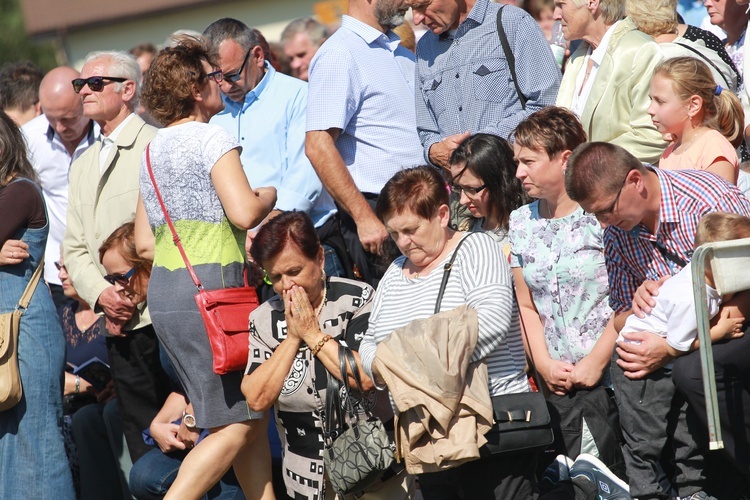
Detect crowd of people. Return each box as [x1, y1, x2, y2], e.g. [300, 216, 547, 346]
[4, 0, 750, 498]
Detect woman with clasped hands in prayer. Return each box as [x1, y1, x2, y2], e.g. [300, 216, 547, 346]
[242, 211, 412, 499]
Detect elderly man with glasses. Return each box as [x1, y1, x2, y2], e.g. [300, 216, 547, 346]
[63, 50, 171, 464]
[203, 18, 341, 283]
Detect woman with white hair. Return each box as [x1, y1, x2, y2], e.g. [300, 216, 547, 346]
[554, 0, 667, 164]
[627, 0, 740, 93]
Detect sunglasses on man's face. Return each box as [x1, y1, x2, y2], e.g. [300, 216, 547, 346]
[103, 267, 136, 286]
[71, 76, 128, 94]
[223, 48, 252, 83]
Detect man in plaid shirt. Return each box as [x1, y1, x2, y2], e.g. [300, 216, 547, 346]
[566, 141, 750, 488]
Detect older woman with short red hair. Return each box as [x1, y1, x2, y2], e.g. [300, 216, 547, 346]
[359, 166, 532, 499]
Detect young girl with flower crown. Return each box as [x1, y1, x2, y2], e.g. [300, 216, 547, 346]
[648, 56, 744, 184]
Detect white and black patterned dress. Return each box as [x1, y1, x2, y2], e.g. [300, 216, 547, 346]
[247, 277, 391, 500]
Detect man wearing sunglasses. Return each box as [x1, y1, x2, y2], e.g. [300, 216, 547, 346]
[20, 66, 98, 311]
[63, 51, 170, 463]
[203, 19, 338, 273]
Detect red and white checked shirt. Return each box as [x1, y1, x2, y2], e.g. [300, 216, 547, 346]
[604, 167, 750, 314]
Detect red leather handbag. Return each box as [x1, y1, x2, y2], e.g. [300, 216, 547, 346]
[146, 145, 258, 375]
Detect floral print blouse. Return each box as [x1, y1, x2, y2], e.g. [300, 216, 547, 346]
[509, 202, 612, 365]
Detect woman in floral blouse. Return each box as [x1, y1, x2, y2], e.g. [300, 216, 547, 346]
[509, 107, 617, 396]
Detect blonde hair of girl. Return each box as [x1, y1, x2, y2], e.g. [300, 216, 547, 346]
[654, 56, 745, 147]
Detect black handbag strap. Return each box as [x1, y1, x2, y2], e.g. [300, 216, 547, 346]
[674, 42, 733, 89]
[326, 359, 343, 440]
[325, 344, 368, 441]
[434, 233, 474, 314]
[496, 6, 527, 110]
[651, 240, 688, 271]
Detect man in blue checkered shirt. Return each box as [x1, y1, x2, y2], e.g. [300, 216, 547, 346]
[410, 0, 561, 170]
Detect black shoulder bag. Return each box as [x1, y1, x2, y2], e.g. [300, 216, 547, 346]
[436, 234, 554, 456]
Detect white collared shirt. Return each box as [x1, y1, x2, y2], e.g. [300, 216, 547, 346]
[99, 113, 136, 175]
[571, 20, 622, 118]
[22, 114, 98, 285]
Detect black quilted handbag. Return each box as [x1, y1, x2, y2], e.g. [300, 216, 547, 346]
[324, 345, 394, 496]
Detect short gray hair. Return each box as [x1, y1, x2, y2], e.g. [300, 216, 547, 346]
[280, 17, 328, 47]
[83, 50, 142, 108]
[203, 18, 261, 54]
[599, 0, 625, 25]
[569, 0, 624, 24]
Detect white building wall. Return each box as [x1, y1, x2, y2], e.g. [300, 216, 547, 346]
[64, 0, 323, 68]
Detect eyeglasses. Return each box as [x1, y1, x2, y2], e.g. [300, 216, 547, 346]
[54, 261, 65, 271]
[451, 182, 487, 196]
[207, 69, 224, 84]
[589, 172, 631, 220]
[223, 48, 252, 83]
[71, 76, 128, 94]
[103, 268, 136, 286]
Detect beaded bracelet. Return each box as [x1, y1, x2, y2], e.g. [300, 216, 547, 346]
[310, 334, 332, 356]
[75, 375, 80, 395]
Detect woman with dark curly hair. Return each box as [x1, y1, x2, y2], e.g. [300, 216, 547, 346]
[133, 36, 277, 499]
[449, 133, 528, 250]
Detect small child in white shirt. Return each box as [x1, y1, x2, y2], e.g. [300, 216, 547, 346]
[613, 212, 749, 499]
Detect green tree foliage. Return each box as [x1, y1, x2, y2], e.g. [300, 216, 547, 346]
[0, 0, 58, 71]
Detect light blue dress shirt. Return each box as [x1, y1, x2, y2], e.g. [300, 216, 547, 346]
[211, 62, 336, 227]
[306, 15, 424, 195]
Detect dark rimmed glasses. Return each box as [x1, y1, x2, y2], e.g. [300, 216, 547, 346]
[103, 268, 136, 286]
[223, 48, 252, 83]
[72, 76, 128, 94]
[588, 168, 635, 220]
[451, 182, 487, 196]
[207, 69, 224, 84]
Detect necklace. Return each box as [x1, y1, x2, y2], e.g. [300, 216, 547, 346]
[676, 129, 703, 153]
[313, 283, 328, 318]
[75, 308, 98, 332]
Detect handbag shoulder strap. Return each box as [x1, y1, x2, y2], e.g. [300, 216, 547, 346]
[674, 42, 732, 89]
[434, 233, 473, 314]
[325, 361, 343, 439]
[496, 5, 527, 110]
[145, 145, 204, 291]
[651, 240, 688, 271]
[18, 257, 44, 310]
[324, 344, 369, 440]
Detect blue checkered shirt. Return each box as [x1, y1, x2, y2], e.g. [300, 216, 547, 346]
[415, 1, 561, 164]
[306, 16, 424, 194]
[605, 167, 750, 314]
